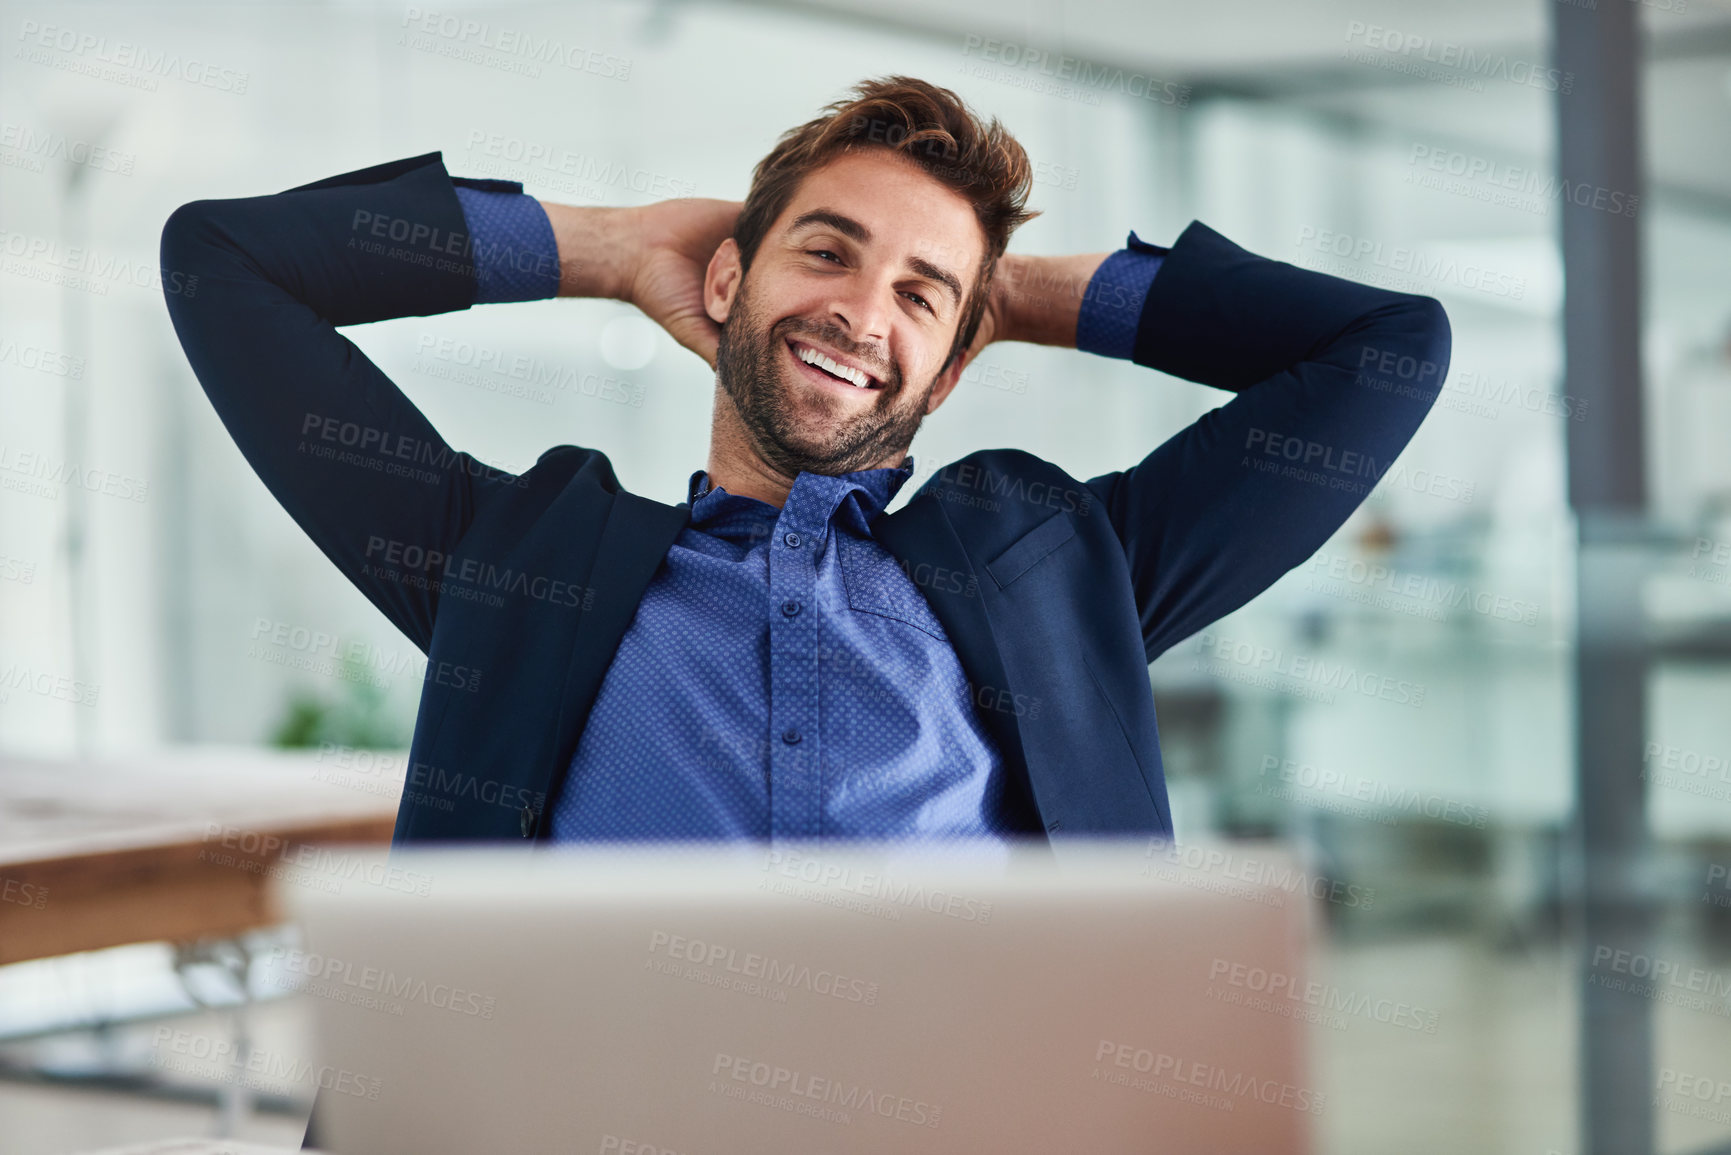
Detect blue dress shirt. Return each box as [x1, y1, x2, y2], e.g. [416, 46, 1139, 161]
[452, 183, 1162, 845]
[552, 463, 1028, 846]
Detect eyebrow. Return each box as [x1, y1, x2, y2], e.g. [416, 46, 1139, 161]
[787, 208, 966, 308]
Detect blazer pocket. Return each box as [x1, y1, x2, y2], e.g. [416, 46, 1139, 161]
[986, 510, 1076, 589]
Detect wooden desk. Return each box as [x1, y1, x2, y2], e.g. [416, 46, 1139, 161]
[0, 748, 401, 965]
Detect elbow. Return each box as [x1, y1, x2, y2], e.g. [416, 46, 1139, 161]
[1363, 294, 1451, 413]
[158, 200, 223, 314]
[159, 200, 208, 271]
[1411, 294, 1452, 379]
[1406, 295, 1452, 402]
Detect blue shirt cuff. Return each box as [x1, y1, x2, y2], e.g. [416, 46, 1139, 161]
[453, 184, 562, 304]
[1076, 231, 1166, 360]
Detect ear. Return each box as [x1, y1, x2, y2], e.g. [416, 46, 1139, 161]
[924, 352, 967, 415]
[705, 238, 743, 325]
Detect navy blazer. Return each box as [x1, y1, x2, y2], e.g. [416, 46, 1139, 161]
[160, 152, 1450, 847]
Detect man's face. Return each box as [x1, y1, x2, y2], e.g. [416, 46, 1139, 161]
[708, 149, 985, 478]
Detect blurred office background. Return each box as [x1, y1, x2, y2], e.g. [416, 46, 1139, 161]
[3, 0, 1731, 1152]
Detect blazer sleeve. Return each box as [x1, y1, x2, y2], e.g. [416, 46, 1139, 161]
[1085, 221, 1453, 662]
[160, 152, 520, 653]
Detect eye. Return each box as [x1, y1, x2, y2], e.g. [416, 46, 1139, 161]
[808, 249, 842, 264]
[902, 291, 934, 314]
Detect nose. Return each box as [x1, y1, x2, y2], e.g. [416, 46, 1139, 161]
[825, 270, 895, 349]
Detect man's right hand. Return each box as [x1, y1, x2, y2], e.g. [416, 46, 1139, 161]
[540, 197, 742, 370]
[623, 198, 741, 370]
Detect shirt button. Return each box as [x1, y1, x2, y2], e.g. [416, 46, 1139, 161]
[781, 729, 802, 745]
[783, 531, 802, 548]
[781, 600, 801, 617]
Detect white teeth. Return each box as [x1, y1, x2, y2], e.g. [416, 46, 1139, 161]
[796, 344, 871, 388]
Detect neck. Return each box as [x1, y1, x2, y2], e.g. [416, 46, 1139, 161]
[703, 388, 796, 506]
[703, 384, 905, 508]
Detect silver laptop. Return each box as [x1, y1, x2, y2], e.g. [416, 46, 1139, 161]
[276, 841, 1315, 1154]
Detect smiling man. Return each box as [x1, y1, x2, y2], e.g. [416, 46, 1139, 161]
[161, 76, 1450, 849]
[714, 153, 970, 486]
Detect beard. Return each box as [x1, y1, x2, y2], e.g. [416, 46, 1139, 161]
[715, 272, 937, 478]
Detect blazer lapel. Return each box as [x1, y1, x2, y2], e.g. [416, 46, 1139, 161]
[548, 491, 690, 788]
[874, 493, 1036, 820]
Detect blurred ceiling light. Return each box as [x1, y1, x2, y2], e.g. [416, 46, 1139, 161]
[599, 314, 658, 371]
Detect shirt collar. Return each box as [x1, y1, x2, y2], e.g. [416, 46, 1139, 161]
[686, 457, 915, 527]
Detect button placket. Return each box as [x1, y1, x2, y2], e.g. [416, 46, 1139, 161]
[768, 499, 823, 847]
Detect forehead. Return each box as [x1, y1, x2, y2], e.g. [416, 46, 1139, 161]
[775, 149, 985, 272]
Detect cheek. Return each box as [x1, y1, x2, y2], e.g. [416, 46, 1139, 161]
[764, 279, 828, 323]
[906, 332, 951, 382]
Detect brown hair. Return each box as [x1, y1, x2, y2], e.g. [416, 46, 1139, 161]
[733, 76, 1039, 369]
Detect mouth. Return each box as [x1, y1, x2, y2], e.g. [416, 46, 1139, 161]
[785, 337, 884, 393]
